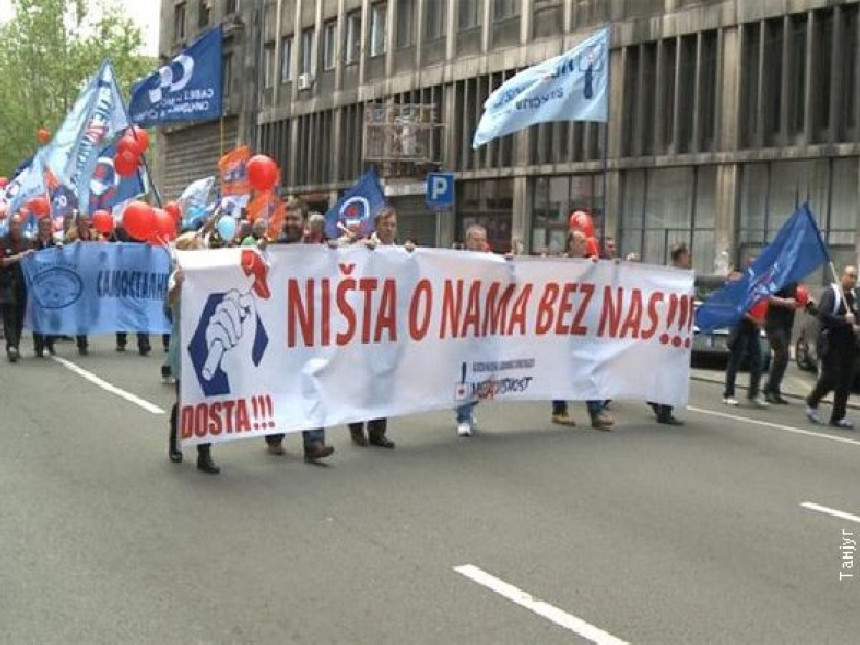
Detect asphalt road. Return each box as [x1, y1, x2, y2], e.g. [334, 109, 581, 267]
[1, 336, 859, 644]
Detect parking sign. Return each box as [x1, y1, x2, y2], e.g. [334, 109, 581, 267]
[426, 173, 455, 210]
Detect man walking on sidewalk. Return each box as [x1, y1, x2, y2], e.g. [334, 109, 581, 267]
[806, 266, 859, 429]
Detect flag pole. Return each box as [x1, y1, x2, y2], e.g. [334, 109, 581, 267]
[600, 25, 611, 257]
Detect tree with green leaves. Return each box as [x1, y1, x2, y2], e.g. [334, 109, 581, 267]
[0, 0, 155, 176]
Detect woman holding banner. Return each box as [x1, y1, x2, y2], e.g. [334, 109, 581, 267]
[32, 216, 57, 357]
[167, 232, 220, 474]
[0, 215, 33, 362]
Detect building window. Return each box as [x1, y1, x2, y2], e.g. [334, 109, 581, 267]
[662, 38, 677, 150]
[459, 0, 479, 30]
[741, 23, 760, 146]
[198, 0, 210, 28]
[458, 179, 513, 253]
[396, 0, 414, 47]
[222, 53, 232, 98]
[424, 0, 445, 40]
[699, 30, 717, 151]
[494, 0, 518, 21]
[620, 166, 715, 272]
[762, 19, 782, 144]
[225, 0, 239, 14]
[281, 35, 293, 82]
[843, 6, 858, 133]
[301, 28, 313, 75]
[531, 175, 602, 255]
[814, 9, 834, 135]
[174, 2, 186, 41]
[370, 2, 387, 57]
[346, 11, 361, 64]
[789, 14, 807, 136]
[323, 21, 337, 70]
[263, 43, 275, 88]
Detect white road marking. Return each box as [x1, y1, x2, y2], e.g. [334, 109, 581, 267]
[453, 564, 628, 645]
[51, 356, 165, 415]
[800, 502, 860, 525]
[686, 405, 860, 447]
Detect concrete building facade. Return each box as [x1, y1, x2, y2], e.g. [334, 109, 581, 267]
[161, 0, 860, 276]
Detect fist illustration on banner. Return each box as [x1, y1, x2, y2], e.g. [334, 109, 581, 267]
[202, 289, 257, 381]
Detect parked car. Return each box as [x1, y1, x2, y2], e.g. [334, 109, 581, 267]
[691, 274, 771, 371]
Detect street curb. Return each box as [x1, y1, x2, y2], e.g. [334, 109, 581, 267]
[690, 374, 860, 411]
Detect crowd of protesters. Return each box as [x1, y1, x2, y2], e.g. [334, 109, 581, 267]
[3, 198, 857, 477]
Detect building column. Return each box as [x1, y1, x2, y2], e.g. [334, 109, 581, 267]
[715, 164, 739, 270]
[718, 26, 740, 153]
[605, 45, 623, 239]
[511, 175, 531, 252]
[386, 0, 398, 78]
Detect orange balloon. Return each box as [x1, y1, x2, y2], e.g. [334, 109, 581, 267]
[568, 210, 595, 238]
[37, 128, 51, 144]
[123, 201, 156, 242]
[92, 209, 114, 235]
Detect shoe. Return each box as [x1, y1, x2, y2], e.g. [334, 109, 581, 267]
[169, 451, 183, 464]
[78, 346, 88, 356]
[115, 345, 126, 352]
[267, 443, 286, 456]
[806, 406, 821, 424]
[657, 414, 684, 426]
[350, 427, 369, 447]
[161, 366, 174, 385]
[7, 347, 19, 363]
[765, 392, 789, 405]
[723, 397, 739, 406]
[457, 421, 473, 437]
[748, 395, 769, 408]
[304, 442, 335, 463]
[830, 419, 855, 430]
[369, 433, 395, 449]
[197, 454, 220, 474]
[551, 413, 576, 426]
[591, 411, 614, 430]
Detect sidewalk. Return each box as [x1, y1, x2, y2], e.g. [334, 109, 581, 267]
[690, 361, 860, 411]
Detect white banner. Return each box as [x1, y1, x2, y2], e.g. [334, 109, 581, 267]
[178, 247, 693, 447]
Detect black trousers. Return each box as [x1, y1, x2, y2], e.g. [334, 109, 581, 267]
[33, 333, 55, 354]
[116, 332, 151, 352]
[76, 335, 88, 349]
[1, 299, 25, 350]
[724, 324, 762, 398]
[808, 341, 857, 423]
[349, 419, 388, 438]
[169, 381, 211, 458]
[764, 326, 791, 396]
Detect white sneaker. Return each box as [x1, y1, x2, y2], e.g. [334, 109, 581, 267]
[806, 406, 821, 424]
[723, 397, 739, 406]
[749, 395, 770, 408]
[457, 422, 472, 437]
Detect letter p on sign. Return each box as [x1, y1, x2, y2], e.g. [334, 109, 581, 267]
[426, 173, 455, 210]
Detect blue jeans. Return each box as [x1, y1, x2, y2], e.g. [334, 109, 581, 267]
[456, 402, 477, 424]
[302, 428, 325, 448]
[724, 323, 762, 399]
[552, 400, 603, 416]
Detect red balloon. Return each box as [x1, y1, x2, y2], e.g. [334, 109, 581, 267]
[0, 177, 8, 188]
[165, 200, 183, 223]
[27, 196, 51, 217]
[152, 208, 176, 243]
[37, 128, 51, 144]
[569, 210, 595, 238]
[796, 284, 810, 307]
[130, 126, 150, 153]
[749, 298, 769, 321]
[117, 134, 143, 158]
[114, 152, 139, 177]
[247, 155, 279, 192]
[123, 201, 156, 242]
[92, 209, 114, 235]
[585, 236, 600, 258]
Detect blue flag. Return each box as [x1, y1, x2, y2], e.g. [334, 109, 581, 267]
[473, 26, 609, 148]
[324, 169, 387, 239]
[130, 25, 223, 126]
[88, 140, 147, 214]
[22, 242, 171, 335]
[695, 203, 830, 333]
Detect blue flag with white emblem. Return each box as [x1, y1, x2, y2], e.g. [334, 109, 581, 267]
[472, 26, 609, 148]
[324, 169, 387, 239]
[129, 25, 223, 126]
[695, 203, 830, 333]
